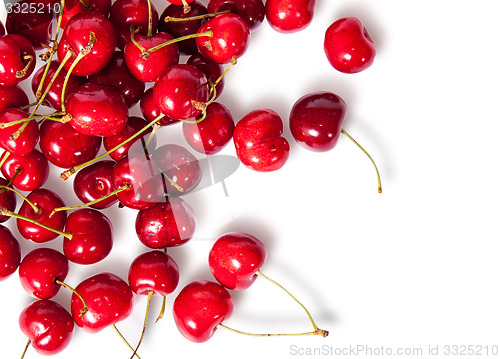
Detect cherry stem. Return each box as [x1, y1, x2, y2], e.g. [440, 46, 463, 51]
[0, 207, 73, 240]
[129, 26, 147, 54]
[49, 184, 131, 217]
[155, 295, 166, 323]
[217, 324, 328, 337]
[0, 151, 10, 169]
[130, 290, 153, 359]
[0, 185, 40, 213]
[181, 0, 190, 13]
[146, 0, 153, 37]
[164, 9, 230, 23]
[55, 279, 88, 317]
[144, 122, 159, 150]
[60, 113, 165, 180]
[160, 170, 184, 193]
[53, 0, 66, 41]
[19, 102, 38, 111]
[340, 128, 382, 193]
[139, 30, 213, 59]
[113, 324, 142, 359]
[20, 339, 30, 359]
[16, 55, 34, 79]
[78, 0, 91, 9]
[0, 113, 63, 130]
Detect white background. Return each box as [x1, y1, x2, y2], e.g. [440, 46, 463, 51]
[2, 0, 500, 358]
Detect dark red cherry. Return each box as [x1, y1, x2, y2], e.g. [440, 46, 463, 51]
[0, 108, 39, 156]
[19, 299, 74, 355]
[31, 61, 86, 111]
[135, 198, 196, 248]
[0, 225, 21, 280]
[17, 188, 67, 243]
[0, 34, 36, 86]
[65, 83, 129, 137]
[19, 248, 69, 299]
[182, 102, 234, 155]
[153, 64, 209, 119]
[71, 272, 133, 333]
[0, 177, 16, 223]
[289, 91, 347, 151]
[128, 250, 180, 296]
[73, 160, 118, 209]
[140, 88, 179, 126]
[88, 51, 145, 108]
[0, 21, 5, 36]
[207, 0, 265, 31]
[265, 0, 315, 33]
[0, 85, 29, 113]
[57, 12, 117, 76]
[1, 149, 49, 191]
[209, 232, 267, 290]
[195, 13, 250, 64]
[233, 108, 290, 172]
[124, 32, 179, 83]
[158, 1, 207, 55]
[39, 120, 102, 169]
[186, 53, 224, 99]
[5, 3, 51, 50]
[324, 17, 376, 74]
[173, 280, 234, 343]
[63, 208, 113, 265]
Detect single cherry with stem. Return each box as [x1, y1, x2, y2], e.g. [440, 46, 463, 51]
[0, 108, 40, 156]
[1, 149, 49, 191]
[0, 34, 36, 86]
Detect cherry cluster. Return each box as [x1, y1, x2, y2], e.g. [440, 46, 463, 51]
[0, 0, 380, 357]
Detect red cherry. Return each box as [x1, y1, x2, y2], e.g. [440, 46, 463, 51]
[324, 17, 376, 74]
[58, 0, 111, 30]
[0, 108, 39, 156]
[0, 85, 29, 113]
[5, 3, 52, 50]
[289, 91, 347, 151]
[19, 299, 74, 355]
[182, 102, 234, 155]
[63, 208, 113, 265]
[186, 53, 225, 99]
[1, 149, 49, 191]
[71, 272, 133, 333]
[209, 232, 267, 290]
[18, 248, 69, 299]
[265, 0, 316, 33]
[207, 0, 265, 31]
[233, 108, 290, 172]
[73, 160, 118, 209]
[0, 34, 36, 86]
[140, 88, 179, 126]
[135, 198, 196, 248]
[173, 280, 234, 343]
[195, 13, 250, 64]
[0, 225, 21, 280]
[65, 83, 129, 137]
[0, 178, 16, 223]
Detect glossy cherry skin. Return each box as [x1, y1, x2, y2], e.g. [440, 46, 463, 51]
[0, 34, 36, 86]
[182, 102, 234, 155]
[209, 232, 267, 290]
[0, 85, 29, 113]
[265, 0, 315, 33]
[153, 64, 209, 120]
[186, 53, 224, 99]
[152, 144, 202, 196]
[124, 32, 180, 83]
[88, 51, 145, 108]
[140, 88, 179, 126]
[233, 108, 290, 172]
[32, 61, 87, 111]
[173, 280, 234, 343]
[289, 91, 347, 151]
[65, 83, 129, 137]
[73, 160, 118, 209]
[57, 12, 117, 76]
[128, 250, 180, 296]
[158, 1, 207, 55]
[58, 0, 111, 30]
[0, 108, 39, 156]
[0, 225, 21, 280]
[17, 188, 67, 243]
[324, 17, 376, 74]
[208, 0, 265, 31]
[0, 177, 16, 223]
[135, 198, 196, 248]
[1, 150, 49, 191]
[63, 208, 113, 265]
[19, 248, 69, 299]
[19, 299, 74, 355]
[39, 120, 102, 169]
[196, 13, 250, 64]
[5, 1, 52, 50]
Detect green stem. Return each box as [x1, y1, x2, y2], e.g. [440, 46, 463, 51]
[147, 0, 153, 37]
[130, 290, 153, 359]
[0, 185, 40, 213]
[155, 295, 166, 323]
[55, 279, 88, 317]
[217, 324, 328, 337]
[129, 26, 147, 53]
[113, 324, 142, 359]
[143, 30, 212, 59]
[20, 339, 30, 359]
[16, 55, 34, 79]
[0, 152, 10, 169]
[163, 9, 230, 22]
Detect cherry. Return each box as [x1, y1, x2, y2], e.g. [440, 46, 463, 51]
[0, 34, 35, 86]
[19, 299, 74, 355]
[18, 248, 69, 299]
[64, 83, 129, 137]
[153, 64, 210, 119]
[209, 232, 266, 290]
[233, 108, 290, 172]
[186, 53, 225, 99]
[207, 0, 265, 31]
[173, 280, 234, 343]
[140, 88, 179, 126]
[88, 51, 145, 108]
[182, 101, 235, 155]
[195, 13, 251, 64]
[166, 0, 196, 13]
[158, 1, 207, 55]
[135, 198, 196, 248]
[0, 225, 21, 280]
[265, 0, 316, 33]
[17, 188, 67, 243]
[73, 160, 119, 209]
[0, 108, 39, 156]
[39, 120, 102, 169]
[0, 177, 16, 223]
[0, 85, 29, 113]
[71, 272, 133, 333]
[1, 149, 49, 191]
[58, 0, 112, 30]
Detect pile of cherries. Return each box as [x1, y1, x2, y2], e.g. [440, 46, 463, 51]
[0, 0, 381, 356]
